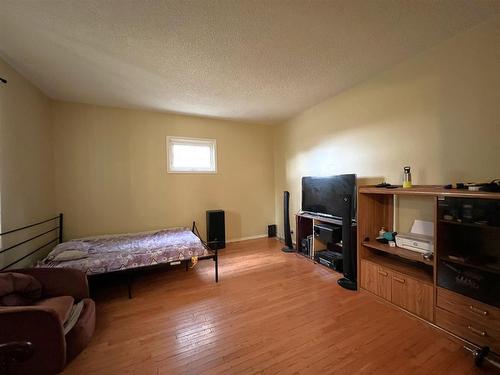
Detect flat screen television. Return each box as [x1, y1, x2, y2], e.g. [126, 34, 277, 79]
[302, 174, 356, 220]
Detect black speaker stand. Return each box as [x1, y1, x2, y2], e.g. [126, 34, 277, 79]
[337, 277, 357, 290]
[282, 191, 294, 252]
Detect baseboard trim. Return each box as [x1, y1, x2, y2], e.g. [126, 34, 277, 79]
[227, 234, 268, 243]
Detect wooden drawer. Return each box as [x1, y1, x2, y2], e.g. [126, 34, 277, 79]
[436, 307, 500, 353]
[437, 287, 500, 331]
[391, 271, 433, 322]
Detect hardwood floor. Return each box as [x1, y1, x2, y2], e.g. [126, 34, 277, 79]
[64, 238, 492, 374]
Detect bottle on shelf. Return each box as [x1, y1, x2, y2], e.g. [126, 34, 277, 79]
[403, 166, 412, 188]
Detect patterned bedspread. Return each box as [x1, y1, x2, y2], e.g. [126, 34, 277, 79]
[40, 227, 210, 275]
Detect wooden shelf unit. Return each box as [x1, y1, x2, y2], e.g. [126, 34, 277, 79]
[362, 240, 433, 266]
[359, 185, 500, 200]
[357, 185, 500, 354]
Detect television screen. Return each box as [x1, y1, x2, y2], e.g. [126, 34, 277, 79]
[302, 174, 356, 220]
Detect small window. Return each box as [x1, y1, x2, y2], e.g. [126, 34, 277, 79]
[167, 136, 217, 173]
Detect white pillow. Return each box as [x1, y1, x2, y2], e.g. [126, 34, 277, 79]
[52, 250, 88, 262]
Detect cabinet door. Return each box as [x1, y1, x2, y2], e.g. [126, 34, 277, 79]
[360, 259, 378, 295]
[391, 272, 433, 321]
[391, 273, 409, 310]
[407, 279, 433, 321]
[376, 267, 392, 301]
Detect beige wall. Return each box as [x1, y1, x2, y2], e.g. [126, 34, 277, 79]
[51, 102, 275, 241]
[2, 14, 500, 258]
[0, 58, 56, 269]
[274, 16, 500, 239]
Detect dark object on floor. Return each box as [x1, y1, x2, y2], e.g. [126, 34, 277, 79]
[207, 210, 225, 249]
[268, 224, 276, 238]
[0, 268, 95, 375]
[464, 345, 500, 369]
[282, 191, 294, 252]
[338, 277, 357, 290]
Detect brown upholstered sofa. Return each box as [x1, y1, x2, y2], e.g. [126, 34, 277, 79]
[0, 268, 95, 375]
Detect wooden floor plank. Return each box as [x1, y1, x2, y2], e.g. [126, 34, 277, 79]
[63, 238, 493, 374]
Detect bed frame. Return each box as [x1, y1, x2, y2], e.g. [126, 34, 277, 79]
[0, 215, 219, 298]
[0, 214, 63, 271]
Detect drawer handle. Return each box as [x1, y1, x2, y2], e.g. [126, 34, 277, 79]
[378, 270, 388, 277]
[393, 276, 405, 284]
[469, 305, 488, 316]
[467, 325, 487, 337]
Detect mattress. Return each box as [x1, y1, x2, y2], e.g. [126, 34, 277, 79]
[40, 227, 210, 275]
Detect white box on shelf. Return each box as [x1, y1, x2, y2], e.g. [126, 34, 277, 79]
[395, 219, 434, 254]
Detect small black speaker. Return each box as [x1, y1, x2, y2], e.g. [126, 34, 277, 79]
[207, 210, 225, 249]
[268, 224, 277, 237]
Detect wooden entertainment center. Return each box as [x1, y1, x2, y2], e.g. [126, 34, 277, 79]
[357, 185, 500, 354]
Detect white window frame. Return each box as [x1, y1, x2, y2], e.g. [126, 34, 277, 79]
[167, 136, 217, 173]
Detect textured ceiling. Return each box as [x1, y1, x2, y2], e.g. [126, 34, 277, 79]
[1, 1, 500, 123]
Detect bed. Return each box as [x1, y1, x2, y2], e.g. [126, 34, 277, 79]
[38, 221, 219, 297]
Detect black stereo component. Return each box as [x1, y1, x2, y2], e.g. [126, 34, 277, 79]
[314, 223, 342, 247]
[268, 224, 277, 238]
[315, 250, 343, 272]
[207, 210, 225, 250]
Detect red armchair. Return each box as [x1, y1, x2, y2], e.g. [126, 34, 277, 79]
[0, 268, 95, 375]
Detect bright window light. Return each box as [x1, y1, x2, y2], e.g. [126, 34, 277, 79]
[167, 137, 217, 173]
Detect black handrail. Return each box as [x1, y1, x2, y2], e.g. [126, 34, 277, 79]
[0, 216, 59, 236]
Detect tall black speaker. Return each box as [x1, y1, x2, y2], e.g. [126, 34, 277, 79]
[207, 210, 225, 250]
[337, 195, 357, 290]
[282, 191, 294, 252]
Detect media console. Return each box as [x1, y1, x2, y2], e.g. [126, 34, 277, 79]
[296, 209, 357, 290]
